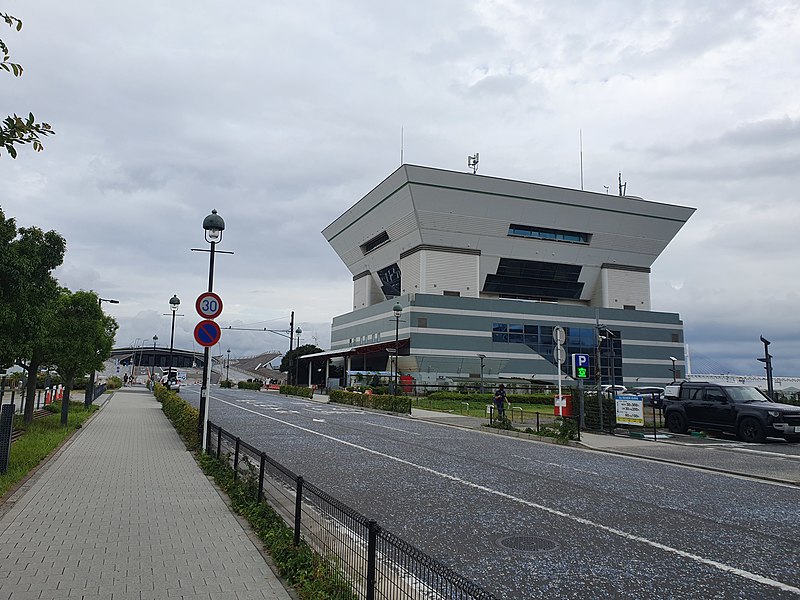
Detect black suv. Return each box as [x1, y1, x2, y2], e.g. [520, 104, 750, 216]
[663, 381, 800, 443]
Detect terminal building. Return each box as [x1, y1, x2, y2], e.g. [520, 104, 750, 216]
[313, 164, 695, 389]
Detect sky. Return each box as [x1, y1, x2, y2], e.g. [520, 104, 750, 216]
[2, 0, 799, 377]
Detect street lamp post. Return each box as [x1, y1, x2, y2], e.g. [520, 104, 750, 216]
[393, 302, 402, 393]
[758, 336, 774, 400]
[477, 354, 486, 394]
[198, 209, 225, 448]
[167, 295, 180, 386]
[226, 349, 231, 383]
[293, 327, 302, 385]
[85, 297, 119, 407]
[152, 334, 158, 380]
[669, 356, 678, 383]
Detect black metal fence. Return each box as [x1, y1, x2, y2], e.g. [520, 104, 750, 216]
[208, 422, 498, 600]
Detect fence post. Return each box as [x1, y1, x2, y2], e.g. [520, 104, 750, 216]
[258, 452, 266, 503]
[366, 519, 378, 600]
[293, 476, 304, 546]
[536, 412, 540, 433]
[233, 437, 240, 482]
[0, 403, 14, 475]
[216, 426, 222, 460]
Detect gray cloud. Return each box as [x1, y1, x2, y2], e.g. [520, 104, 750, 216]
[3, 0, 800, 373]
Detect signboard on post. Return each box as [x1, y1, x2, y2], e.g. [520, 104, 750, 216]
[194, 319, 221, 347]
[572, 353, 590, 379]
[195, 292, 223, 319]
[615, 394, 644, 426]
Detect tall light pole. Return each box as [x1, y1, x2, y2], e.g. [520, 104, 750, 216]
[669, 356, 678, 383]
[152, 335, 158, 382]
[226, 348, 231, 383]
[294, 327, 302, 385]
[758, 336, 774, 399]
[85, 296, 119, 407]
[167, 294, 180, 385]
[477, 354, 486, 394]
[599, 328, 616, 392]
[198, 209, 224, 447]
[393, 302, 402, 393]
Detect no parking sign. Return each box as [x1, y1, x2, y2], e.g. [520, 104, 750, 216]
[194, 320, 221, 347]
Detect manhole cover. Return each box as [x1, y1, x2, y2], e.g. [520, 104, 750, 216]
[497, 535, 559, 552]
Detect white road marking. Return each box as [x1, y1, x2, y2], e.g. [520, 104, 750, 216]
[212, 395, 800, 596]
[511, 455, 600, 476]
[723, 447, 800, 460]
[368, 423, 421, 435]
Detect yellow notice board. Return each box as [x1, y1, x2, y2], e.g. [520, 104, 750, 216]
[615, 395, 644, 426]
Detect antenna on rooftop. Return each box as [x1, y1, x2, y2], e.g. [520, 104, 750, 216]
[579, 129, 584, 190]
[400, 126, 404, 165]
[603, 185, 609, 194]
[618, 171, 627, 196]
[468, 152, 479, 174]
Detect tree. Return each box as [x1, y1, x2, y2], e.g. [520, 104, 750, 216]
[280, 344, 322, 385]
[1, 12, 53, 158]
[43, 289, 118, 425]
[0, 208, 65, 423]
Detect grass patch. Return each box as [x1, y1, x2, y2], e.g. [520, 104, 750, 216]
[1, 401, 98, 497]
[412, 396, 555, 419]
[198, 453, 356, 599]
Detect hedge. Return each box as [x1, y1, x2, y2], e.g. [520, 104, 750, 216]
[279, 385, 313, 399]
[329, 389, 411, 414]
[237, 381, 262, 390]
[155, 382, 200, 451]
[425, 391, 556, 406]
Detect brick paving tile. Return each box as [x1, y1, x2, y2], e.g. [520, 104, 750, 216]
[0, 389, 291, 600]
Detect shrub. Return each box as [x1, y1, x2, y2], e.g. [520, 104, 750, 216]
[220, 379, 233, 389]
[425, 391, 555, 405]
[329, 389, 411, 414]
[279, 385, 313, 399]
[106, 376, 122, 389]
[582, 393, 616, 430]
[198, 454, 356, 599]
[156, 383, 200, 450]
[237, 380, 262, 391]
[530, 417, 580, 443]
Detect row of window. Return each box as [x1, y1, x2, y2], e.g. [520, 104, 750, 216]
[508, 224, 590, 245]
[492, 323, 622, 371]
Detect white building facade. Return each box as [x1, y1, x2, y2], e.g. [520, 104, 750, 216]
[317, 165, 695, 388]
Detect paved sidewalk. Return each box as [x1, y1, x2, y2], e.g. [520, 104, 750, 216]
[0, 388, 292, 600]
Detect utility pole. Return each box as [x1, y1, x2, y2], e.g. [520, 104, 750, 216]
[758, 336, 774, 400]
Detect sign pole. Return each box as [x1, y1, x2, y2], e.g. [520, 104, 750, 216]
[553, 326, 566, 416]
[202, 346, 211, 449]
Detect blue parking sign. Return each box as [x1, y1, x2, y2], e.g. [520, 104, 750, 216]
[572, 353, 590, 379]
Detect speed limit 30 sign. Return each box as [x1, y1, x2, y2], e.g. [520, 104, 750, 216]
[195, 292, 223, 319]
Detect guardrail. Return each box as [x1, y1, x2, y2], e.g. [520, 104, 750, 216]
[208, 422, 498, 600]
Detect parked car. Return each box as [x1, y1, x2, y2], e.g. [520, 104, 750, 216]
[663, 381, 800, 443]
[160, 374, 181, 393]
[601, 384, 628, 395]
[585, 385, 628, 397]
[630, 386, 666, 408]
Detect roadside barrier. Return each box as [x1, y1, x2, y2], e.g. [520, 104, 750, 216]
[208, 422, 498, 600]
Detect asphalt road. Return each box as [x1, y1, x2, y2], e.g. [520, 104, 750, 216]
[180, 386, 800, 599]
